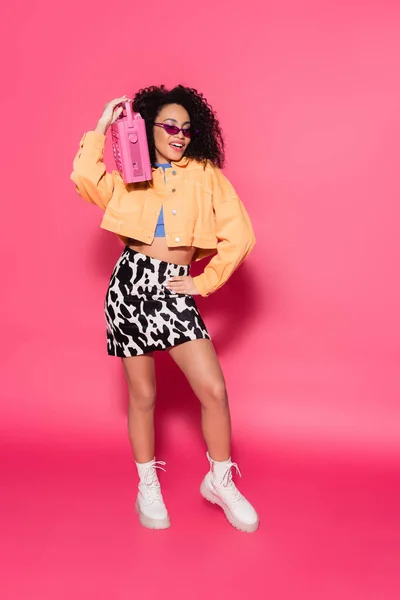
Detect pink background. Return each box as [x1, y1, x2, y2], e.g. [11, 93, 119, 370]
[1, 1, 399, 599]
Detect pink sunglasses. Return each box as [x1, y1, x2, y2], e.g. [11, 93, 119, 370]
[154, 123, 198, 138]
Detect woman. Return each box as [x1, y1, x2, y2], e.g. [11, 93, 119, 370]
[71, 85, 259, 533]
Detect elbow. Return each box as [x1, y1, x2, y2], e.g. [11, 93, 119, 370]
[243, 229, 256, 257]
[70, 170, 89, 202]
[248, 231, 256, 253]
[70, 169, 101, 206]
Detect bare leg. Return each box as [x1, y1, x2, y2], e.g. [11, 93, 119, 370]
[168, 339, 231, 461]
[122, 353, 156, 463]
[123, 353, 170, 529]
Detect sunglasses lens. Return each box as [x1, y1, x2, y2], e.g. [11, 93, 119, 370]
[164, 125, 180, 135]
[182, 129, 191, 138]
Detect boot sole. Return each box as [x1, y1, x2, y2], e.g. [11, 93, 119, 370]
[135, 499, 171, 530]
[200, 480, 259, 533]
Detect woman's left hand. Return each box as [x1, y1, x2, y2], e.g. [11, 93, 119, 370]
[166, 275, 200, 295]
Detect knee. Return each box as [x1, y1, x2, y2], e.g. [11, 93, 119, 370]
[199, 380, 228, 409]
[128, 385, 156, 412]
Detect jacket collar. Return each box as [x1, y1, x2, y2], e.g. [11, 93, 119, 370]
[172, 156, 190, 168]
[152, 156, 191, 170]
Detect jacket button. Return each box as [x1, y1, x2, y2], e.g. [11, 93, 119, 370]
[172, 171, 177, 176]
[172, 188, 176, 193]
[172, 209, 177, 215]
[175, 237, 180, 243]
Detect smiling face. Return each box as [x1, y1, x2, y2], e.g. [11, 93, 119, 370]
[153, 103, 191, 164]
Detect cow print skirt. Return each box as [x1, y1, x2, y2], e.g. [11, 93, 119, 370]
[104, 247, 211, 357]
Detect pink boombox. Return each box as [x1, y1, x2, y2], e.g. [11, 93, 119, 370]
[111, 101, 152, 183]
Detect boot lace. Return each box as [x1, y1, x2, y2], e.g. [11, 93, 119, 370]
[220, 462, 244, 503]
[141, 461, 166, 503]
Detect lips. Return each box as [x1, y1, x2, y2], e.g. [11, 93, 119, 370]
[169, 141, 185, 152]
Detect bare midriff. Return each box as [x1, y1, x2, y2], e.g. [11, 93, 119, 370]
[128, 237, 196, 266]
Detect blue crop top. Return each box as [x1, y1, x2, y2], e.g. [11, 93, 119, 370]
[154, 163, 171, 237]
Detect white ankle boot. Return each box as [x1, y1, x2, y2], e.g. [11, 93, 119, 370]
[200, 453, 259, 533]
[135, 459, 171, 530]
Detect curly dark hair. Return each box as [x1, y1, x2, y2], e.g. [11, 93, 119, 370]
[132, 85, 225, 168]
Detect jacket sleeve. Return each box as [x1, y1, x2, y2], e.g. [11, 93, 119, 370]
[70, 131, 121, 210]
[192, 167, 256, 297]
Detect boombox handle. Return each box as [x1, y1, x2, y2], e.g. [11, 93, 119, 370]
[123, 101, 141, 128]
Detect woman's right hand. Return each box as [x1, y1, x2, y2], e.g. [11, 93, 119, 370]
[95, 95, 130, 134]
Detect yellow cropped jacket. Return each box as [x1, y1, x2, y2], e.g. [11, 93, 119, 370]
[71, 131, 256, 297]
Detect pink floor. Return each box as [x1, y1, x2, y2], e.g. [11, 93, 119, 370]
[2, 437, 399, 600]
